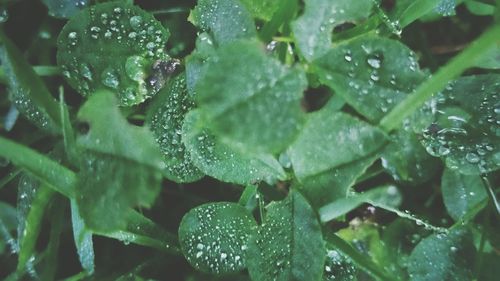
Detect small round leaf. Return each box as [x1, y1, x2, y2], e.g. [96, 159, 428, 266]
[57, 1, 171, 106]
[178, 202, 257, 274]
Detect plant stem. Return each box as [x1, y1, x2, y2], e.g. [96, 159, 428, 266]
[379, 24, 500, 132]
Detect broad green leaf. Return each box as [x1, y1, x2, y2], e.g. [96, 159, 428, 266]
[291, 0, 373, 61]
[441, 168, 487, 221]
[246, 191, 325, 281]
[57, 1, 171, 106]
[189, 0, 256, 46]
[76, 153, 162, 232]
[17, 185, 55, 273]
[420, 74, 500, 175]
[185, 33, 216, 96]
[182, 109, 287, 185]
[298, 153, 379, 209]
[178, 202, 257, 274]
[0, 30, 60, 132]
[71, 200, 94, 274]
[323, 248, 357, 281]
[0, 136, 180, 253]
[77, 90, 165, 172]
[196, 40, 307, 154]
[319, 185, 402, 222]
[408, 228, 475, 281]
[473, 44, 500, 69]
[240, 0, 281, 21]
[76, 91, 163, 231]
[381, 129, 440, 184]
[465, 0, 496, 15]
[312, 35, 426, 122]
[146, 74, 204, 183]
[288, 109, 387, 181]
[41, 0, 89, 18]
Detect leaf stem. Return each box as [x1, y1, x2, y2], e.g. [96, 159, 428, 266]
[379, 24, 500, 132]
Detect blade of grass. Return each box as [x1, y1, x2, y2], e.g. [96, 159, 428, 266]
[17, 185, 55, 273]
[0, 30, 61, 130]
[379, 24, 500, 132]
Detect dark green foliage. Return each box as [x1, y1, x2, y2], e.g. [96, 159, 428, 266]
[0, 0, 498, 280]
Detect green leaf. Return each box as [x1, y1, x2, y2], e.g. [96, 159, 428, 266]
[239, 0, 281, 21]
[182, 109, 287, 185]
[0, 137, 75, 198]
[298, 153, 379, 209]
[408, 228, 475, 281]
[60, 91, 78, 163]
[288, 109, 387, 181]
[323, 231, 397, 281]
[441, 168, 487, 221]
[76, 91, 163, 231]
[246, 191, 325, 281]
[291, 0, 373, 61]
[70, 200, 94, 274]
[312, 35, 426, 122]
[0, 136, 181, 254]
[473, 44, 500, 69]
[17, 173, 41, 241]
[41, 0, 89, 19]
[319, 185, 402, 222]
[189, 0, 256, 46]
[381, 129, 440, 184]
[77, 90, 165, 171]
[178, 202, 257, 275]
[238, 185, 259, 212]
[420, 74, 500, 175]
[196, 40, 307, 154]
[185, 33, 216, 96]
[17, 185, 55, 273]
[0, 30, 60, 132]
[146, 74, 204, 183]
[57, 1, 171, 106]
[322, 248, 357, 281]
[0, 201, 17, 254]
[465, 0, 496, 15]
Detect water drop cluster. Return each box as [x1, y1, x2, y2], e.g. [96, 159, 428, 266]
[178, 202, 256, 274]
[57, 2, 170, 106]
[147, 75, 204, 183]
[421, 75, 499, 174]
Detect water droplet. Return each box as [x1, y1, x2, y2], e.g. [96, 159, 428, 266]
[101, 68, 119, 89]
[366, 52, 383, 69]
[465, 152, 480, 163]
[129, 15, 142, 30]
[125, 56, 147, 82]
[344, 51, 352, 62]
